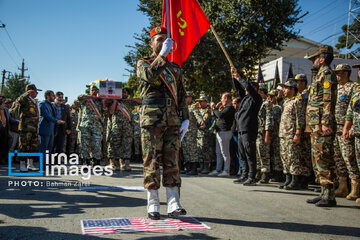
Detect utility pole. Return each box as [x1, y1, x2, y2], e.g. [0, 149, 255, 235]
[1, 69, 6, 95]
[18, 59, 28, 79]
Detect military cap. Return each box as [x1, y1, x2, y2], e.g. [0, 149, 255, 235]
[352, 63, 360, 69]
[293, 74, 307, 82]
[185, 91, 193, 97]
[85, 89, 90, 94]
[305, 45, 333, 60]
[25, 84, 42, 91]
[334, 64, 351, 72]
[268, 89, 278, 96]
[195, 94, 208, 102]
[280, 80, 297, 89]
[150, 26, 167, 38]
[89, 84, 98, 90]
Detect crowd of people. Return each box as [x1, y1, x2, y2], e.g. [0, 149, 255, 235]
[1, 42, 360, 213]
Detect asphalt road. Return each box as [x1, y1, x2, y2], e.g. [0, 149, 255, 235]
[0, 163, 359, 240]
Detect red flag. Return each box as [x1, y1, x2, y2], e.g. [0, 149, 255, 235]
[162, 0, 210, 67]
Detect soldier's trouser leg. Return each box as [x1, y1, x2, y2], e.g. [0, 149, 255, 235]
[311, 131, 336, 187]
[182, 131, 198, 164]
[134, 136, 141, 155]
[80, 127, 91, 160]
[334, 132, 359, 180]
[238, 132, 257, 179]
[19, 131, 39, 164]
[91, 127, 103, 160]
[120, 123, 133, 160]
[142, 126, 181, 190]
[280, 138, 290, 174]
[301, 136, 312, 177]
[355, 137, 360, 170]
[271, 134, 282, 172]
[256, 134, 271, 173]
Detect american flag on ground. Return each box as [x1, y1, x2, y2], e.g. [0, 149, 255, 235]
[81, 216, 210, 235]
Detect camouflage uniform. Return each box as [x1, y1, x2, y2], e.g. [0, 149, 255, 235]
[256, 100, 273, 173]
[346, 91, 360, 171]
[307, 65, 337, 187]
[297, 87, 312, 177]
[334, 79, 359, 180]
[194, 106, 212, 166]
[11, 92, 39, 153]
[77, 95, 104, 161]
[67, 108, 79, 154]
[107, 100, 138, 160]
[182, 103, 199, 164]
[132, 112, 142, 156]
[271, 103, 283, 171]
[137, 54, 189, 190]
[279, 94, 306, 175]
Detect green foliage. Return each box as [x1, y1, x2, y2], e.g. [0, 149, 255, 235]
[336, 14, 360, 54]
[2, 73, 30, 101]
[124, 0, 303, 100]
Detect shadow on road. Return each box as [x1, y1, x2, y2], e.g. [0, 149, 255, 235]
[196, 216, 360, 237]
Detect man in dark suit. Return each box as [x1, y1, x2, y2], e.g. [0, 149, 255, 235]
[53, 91, 71, 154]
[0, 95, 19, 164]
[39, 91, 65, 157]
[231, 67, 263, 186]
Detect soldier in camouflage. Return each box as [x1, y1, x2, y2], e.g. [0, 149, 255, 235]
[132, 108, 142, 163]
[305, 45, 337, 207]
[10, 84, 42, 172]
[278, 80, 306, 190]
[107, 88, 141, 171]
[294, 74, 312, 189]
[256, 85, 273, 183]
[182, 91, 199, 175]
[136, 26, 188, 220]
[194, 94, 212, 174]
[67, 101, 80, 155]
[344, 90, 360, 204]
[77, 84, 107, 166]
[334, 64, 360, 200]
[268, 89, 283, 182]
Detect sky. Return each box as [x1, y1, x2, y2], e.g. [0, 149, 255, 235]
[0, 0, 352, 102]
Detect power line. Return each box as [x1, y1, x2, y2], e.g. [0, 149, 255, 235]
[300, 0, 339, 23]
[0, 39, 20, 68]
[0, 19, 24, 60]
[302, 13, 348, 37]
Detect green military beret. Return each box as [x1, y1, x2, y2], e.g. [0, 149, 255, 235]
[334, 64, 351, 72]
[293, 74, 307, 82]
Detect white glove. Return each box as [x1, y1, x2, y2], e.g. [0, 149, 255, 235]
[180, 120, 189, 141]
[159, 38, 174, 57]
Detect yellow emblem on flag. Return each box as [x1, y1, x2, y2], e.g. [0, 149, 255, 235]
[324, 80, 330, 89]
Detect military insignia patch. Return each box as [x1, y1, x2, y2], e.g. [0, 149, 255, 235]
[324, 80, 330, 89]
[297, 103, 303, 109]
[346, 82, 350, 86]
[353, 97, 357, 105]
[153, 80, 161, 86]
[356, 86, 360, 92]
[204, 113, 208, 118]
[340, 95, 347, 102]
[310, 88, 314, 94]
[29, 107, 35, 112]
[155, 27, 161, 33]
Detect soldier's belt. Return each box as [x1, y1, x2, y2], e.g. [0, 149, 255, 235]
[142, 98, 172, 107]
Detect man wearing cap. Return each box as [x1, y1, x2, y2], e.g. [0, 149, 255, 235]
[194, 93, 212, 174]
[267, 89, 283, 182]
[343, 87, 360, 204]
[231, 68, 262, 186]
[256, 85, 273, 183]
[305, 45, 337, 207]
[136, 26, 188, 220]
[10, 84, 41, 172]
[77, 84, 107, 167]
[182, 91, 199, 175]
[332, 64, 360, 200]
[293, 74, 312, 189]
[107, 88, 141, 171]
[278, 80, 306, 190]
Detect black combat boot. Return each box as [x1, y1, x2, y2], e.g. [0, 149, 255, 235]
[234, 173, 248, 184]
[285, 175, 301, 190]
[270, 171, 283, 183]
[307, 186, 324, 204]
[315, 185, 337, 207]
[279, 174, 291, 189]
[300, 175, 309, 190]
[187, 163, 198, 175]
[259, 172, 270, 184]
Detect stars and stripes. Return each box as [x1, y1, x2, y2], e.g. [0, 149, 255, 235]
[81, 216, 210, 235]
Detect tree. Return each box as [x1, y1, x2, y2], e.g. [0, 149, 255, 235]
[336, 13, 360, 56]
[125, 0, 303, 100]
[2, 73, 30, 101]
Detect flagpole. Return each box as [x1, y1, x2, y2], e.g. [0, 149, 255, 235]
[166, 0, 171, 39]
[209, 25, 234, 68]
